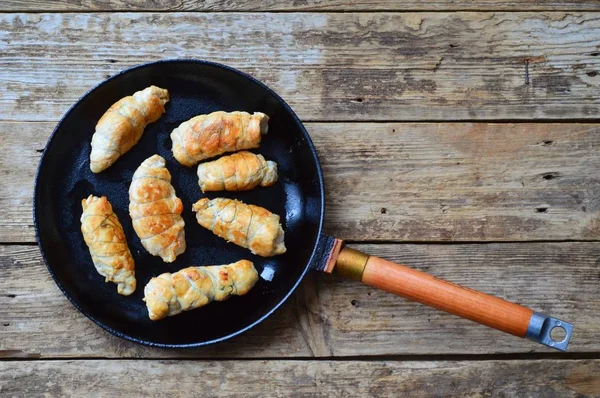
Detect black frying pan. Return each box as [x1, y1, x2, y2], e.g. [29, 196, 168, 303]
[35, 60, 573, 350]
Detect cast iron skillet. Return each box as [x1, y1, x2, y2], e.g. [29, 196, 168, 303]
[35, 60, 573, 350]
[35, 59, 324, 347]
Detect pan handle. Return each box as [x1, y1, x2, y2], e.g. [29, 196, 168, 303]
[329, 245, 573, 351]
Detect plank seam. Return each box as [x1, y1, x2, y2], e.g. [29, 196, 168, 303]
[3, 239, 600, 246]
[1, 352, 600, 362]
[1, 10, 599, 14]
[342, 239, 600, 245]
[3, 119, 600, 124]
[3, 239, 600, 247]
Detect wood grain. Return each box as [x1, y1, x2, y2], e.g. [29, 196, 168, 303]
[318, 122, 600, 242]
[2, 4, 599, 395]
[2, 0, 599, 12]
[1, 12, 600, 122]
[4, 122, 599, 243]
[1, 359, 599, 397]
[1, 242, 598, 358]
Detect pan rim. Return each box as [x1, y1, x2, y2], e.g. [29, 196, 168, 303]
[33, 58, 325, 348]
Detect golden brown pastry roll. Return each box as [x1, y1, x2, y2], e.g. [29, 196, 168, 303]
[90, 86, 169, 173]
[192, 198, 286, 257]
[129, 154, 186, 263]
[197, 151, 278, 192]
[171, 111, 269, 167]
[144, 260, 259, 321]
[80, 195, 136, 295]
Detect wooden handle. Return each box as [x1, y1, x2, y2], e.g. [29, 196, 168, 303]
[328, 247, 534, 337]
[329, 244, 573, 349]
[360, 255, 533, 337]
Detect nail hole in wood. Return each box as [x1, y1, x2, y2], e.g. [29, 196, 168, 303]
[433, 56, 444, 72]
[6, 294, 16, 298]
[543, 173, 559, 180]
[449, 44, 457, 48]
[591, 52, 600, 57]
[587, 71, 598, 77]
[535, 207, 548, 213]
[35, 149, 44, 153]
[3, 323, 9, 327]
[352, 97, 364, 103]
[106, 59, 118, 63]
[380, 207, 387, 214]
[351, 300, 360, 307]
[540, 140, 554, 146]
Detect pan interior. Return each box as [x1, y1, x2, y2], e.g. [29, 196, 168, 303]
[34, 60, 324, 347]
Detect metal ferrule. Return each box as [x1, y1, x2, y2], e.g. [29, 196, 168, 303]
[526, 312, 573, 351]
[333, 247, 370, 281]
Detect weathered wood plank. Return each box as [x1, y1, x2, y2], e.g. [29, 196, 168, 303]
[318, 122, 600, 242]
[0, 122, 46, 243]
[1, 12, 599, 122]
[3, 122, 599, 243]
[1, 359, 599, 397]
[1, 242, 598, 358]
[2, 0, 599, 11]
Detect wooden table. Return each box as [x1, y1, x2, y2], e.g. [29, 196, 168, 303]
[1, 1, 600, 396]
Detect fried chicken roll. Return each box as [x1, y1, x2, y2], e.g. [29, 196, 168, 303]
[197, 151, 278, 192]
[171, 111, 269, 167]
[90, 86, 169, 173]
[144, 260, 259, 320]
[192, 198, 286, 257]
[129, 155, 186, 262]
[81, 195, 136, 295]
